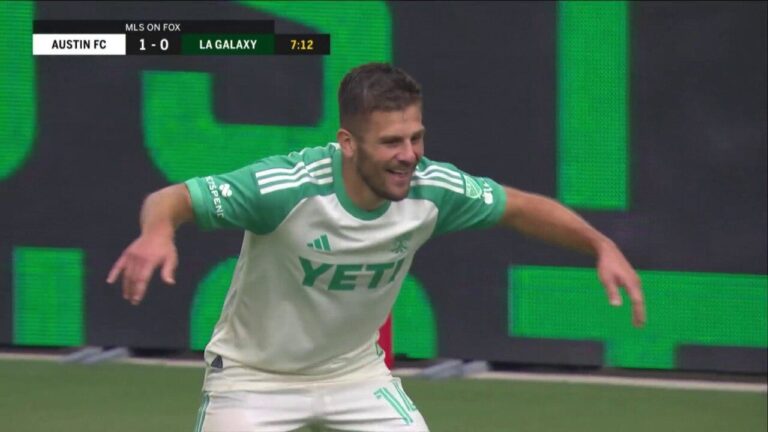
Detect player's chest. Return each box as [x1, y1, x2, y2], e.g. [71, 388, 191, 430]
[275, 196, 437, 263]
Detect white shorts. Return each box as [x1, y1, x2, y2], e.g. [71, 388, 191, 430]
[193, 376, 429, 432]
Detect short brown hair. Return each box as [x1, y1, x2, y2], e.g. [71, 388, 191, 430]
[338, 63, 422, 135]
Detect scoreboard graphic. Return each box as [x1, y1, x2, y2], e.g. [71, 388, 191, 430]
[32, 20, 330, 55]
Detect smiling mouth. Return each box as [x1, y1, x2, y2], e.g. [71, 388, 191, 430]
[386, 168, 413, 179]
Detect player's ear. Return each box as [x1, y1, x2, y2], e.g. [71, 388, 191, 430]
[337, 128, 355, 157]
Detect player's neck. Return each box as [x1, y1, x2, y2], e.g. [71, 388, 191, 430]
[341, 159, 385, 211]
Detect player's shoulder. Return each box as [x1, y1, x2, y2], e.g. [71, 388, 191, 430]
[253, 143, 336, 172]
[250, 143, 337, 199]
[409, 156, 468, 198]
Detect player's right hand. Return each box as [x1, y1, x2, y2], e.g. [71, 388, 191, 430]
[106, 235, 178, 305]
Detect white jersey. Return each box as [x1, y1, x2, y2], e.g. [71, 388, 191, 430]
[185, 143, 506, 391]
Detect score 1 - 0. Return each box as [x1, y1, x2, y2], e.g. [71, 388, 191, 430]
[139, 38, 170, 52]
[125, 22, 182, 55]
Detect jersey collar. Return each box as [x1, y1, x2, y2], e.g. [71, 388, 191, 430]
[331, 144, 391, 221]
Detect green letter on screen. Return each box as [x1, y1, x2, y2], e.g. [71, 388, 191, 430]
[143, 1, 391, 182]
[0, 1, 36, 181]
[13, 247, 85, 346]
[393, 275, 437, 359]
[509, 266, 768, 369]
[190, 258, 236, 350]
[558, 1, 629, 209]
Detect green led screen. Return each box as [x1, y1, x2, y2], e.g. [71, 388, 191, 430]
[392, 275, 437, 359]
[558, 1, 629, 209]
[13, 247, 85, 346]
[509, 266, 767, 369]
[0, 1, 764, 373]
[143, 0, 392, 183]
[0, 0, 35, 181]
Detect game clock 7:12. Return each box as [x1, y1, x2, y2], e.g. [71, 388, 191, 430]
[290, 38, 313, 51]
[276, 34, 330, 54]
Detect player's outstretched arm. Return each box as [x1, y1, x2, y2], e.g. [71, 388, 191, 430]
[106, 184, 194, 305]
[499, 186, 646, 327]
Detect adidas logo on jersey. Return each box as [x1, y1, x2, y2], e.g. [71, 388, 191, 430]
[307, 234, 331, 252]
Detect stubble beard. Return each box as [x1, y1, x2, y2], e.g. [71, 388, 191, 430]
[355, 151, 412, 202]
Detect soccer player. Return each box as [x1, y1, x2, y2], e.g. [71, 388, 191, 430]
[107, 63, 645, 432]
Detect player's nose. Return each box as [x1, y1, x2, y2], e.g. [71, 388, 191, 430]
[397, 140, 420, 166]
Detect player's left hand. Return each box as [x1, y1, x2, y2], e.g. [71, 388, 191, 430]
[595, 241, 646, 327]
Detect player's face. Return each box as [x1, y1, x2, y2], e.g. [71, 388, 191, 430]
[353, 104, 425, 202]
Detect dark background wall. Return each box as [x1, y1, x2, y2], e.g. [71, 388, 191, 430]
[0, 1, 765, 373]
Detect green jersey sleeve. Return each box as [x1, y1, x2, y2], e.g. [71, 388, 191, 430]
[410, 157, 507, 237]
[184, 164, 263, 232]
[184, 145, 336, 234]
